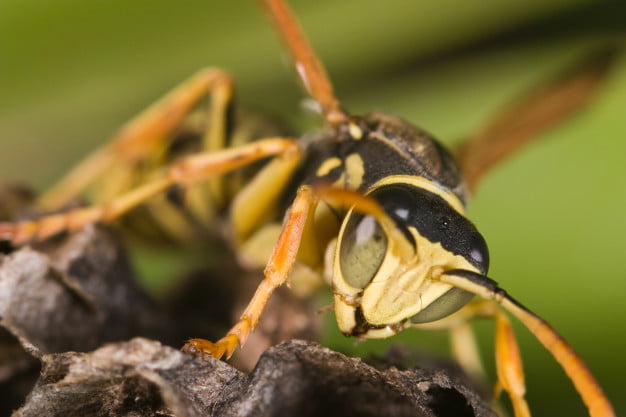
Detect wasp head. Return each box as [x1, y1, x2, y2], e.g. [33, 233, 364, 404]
[332, 180, 489, 338]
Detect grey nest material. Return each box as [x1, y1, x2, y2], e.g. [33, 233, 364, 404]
[0, 207, 496, 416]
[15, 339, 495, 417]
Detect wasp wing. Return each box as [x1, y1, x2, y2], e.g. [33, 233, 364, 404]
[455, 47, 619, 192]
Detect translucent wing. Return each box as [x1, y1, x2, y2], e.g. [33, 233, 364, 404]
[455, 47, 619, 192]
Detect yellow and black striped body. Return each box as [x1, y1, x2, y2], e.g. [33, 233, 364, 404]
[109, 107, 291, 247]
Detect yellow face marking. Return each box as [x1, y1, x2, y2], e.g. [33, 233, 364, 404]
[316, 157, 342, 178]
[332, 218, 479, 337]
[360, 230, 476, 326]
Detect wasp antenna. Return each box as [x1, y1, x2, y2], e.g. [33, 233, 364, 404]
[440, 269, 615, 417]
[311, 185, 415, 260]
[256, 0, 349, 125]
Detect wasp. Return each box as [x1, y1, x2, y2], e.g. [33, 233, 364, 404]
[0, 1, 619, 416]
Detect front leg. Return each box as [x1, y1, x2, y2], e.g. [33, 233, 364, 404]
[183, 185, 317, 359]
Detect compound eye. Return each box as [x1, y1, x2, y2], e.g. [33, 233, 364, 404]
[339, 213, 387, 289]
[468, 230, 490, 273]
[410, 287, 474, 324]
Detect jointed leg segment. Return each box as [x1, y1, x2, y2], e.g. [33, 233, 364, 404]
[40, 68, 234, 208]
[493, 310, 530, 417]
[183, 185, 317, 359]
[420, 298, 530, 416]
[439, 269, 615, 417]
[0, 138, 299, 245]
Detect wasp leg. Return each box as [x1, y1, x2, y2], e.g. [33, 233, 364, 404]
[493, 310, 531, 417]
[414, 299, 527, 415]
[455, 49, 616, 192]
[439, 269, 615, 417]
[183, 185, 317, 359]
[183, 185, 414, 360]
[0, 138, 298, 245]
[40, 68, 234, 208]
[230, 141, 302, 243]
[449, 320, 488, 385]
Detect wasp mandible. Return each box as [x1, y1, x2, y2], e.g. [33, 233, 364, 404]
[0, 1, 617, 416]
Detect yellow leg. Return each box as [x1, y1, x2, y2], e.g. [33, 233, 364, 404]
[0, 138, 298, 245]
[494, 311, 531, 417]
[450, 321, 488, 385]
[229, 141, 302, 243]
[439, 269, 615, 417]
[40, 68, 234, 208]
[183, 185, 317, 359]
[183, 185, 441, 361]
[416, 299, 525, 414]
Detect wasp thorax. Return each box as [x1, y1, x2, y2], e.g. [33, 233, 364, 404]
[332, 181, 489, 338]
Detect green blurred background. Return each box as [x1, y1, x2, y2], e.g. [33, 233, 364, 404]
[1, 1, 625, 415]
